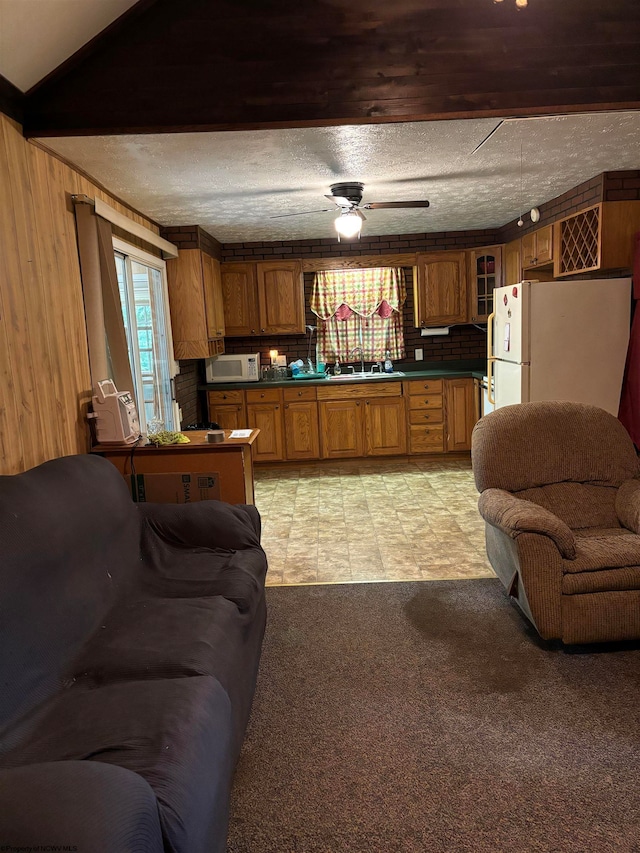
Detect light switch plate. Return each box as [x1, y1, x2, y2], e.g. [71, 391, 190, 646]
[415, 348, 423, 361]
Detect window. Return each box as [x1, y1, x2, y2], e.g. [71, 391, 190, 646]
[311, 267, 406, 364]
[113, 238, 178, 433]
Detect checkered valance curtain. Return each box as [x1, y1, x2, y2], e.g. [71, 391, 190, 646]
[311, 267, 406, 364]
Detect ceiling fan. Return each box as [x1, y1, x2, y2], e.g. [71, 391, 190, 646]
[270, 182, 430, 239]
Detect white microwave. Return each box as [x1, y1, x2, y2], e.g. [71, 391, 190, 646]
[205, 352, 261, 383]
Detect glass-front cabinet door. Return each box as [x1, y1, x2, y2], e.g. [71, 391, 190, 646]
[468, 246, 502, 323]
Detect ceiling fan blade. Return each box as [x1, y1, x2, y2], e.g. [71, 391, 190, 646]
[269, 208, 334, 219]
[324, 194, 350, 206]
[355, 209, 367, 221]
[363, 200, 430, 210]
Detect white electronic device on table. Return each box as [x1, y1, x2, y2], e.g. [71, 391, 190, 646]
[90, 379, 140, 444]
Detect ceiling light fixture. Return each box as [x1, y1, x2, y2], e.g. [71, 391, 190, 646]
[494, 0, 528, 8]
[334, 210, 362, 241]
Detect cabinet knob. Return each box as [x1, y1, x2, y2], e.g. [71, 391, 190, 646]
[260, 393, 265, 398]
[251, 329, 256, 334]
[356, 401, 361, 406]
[366, 400, 370, 405]
[425, 428, 430, 434]
[261, 328, 265, 333]
[298, 391, 302, 396]
[222, 394, 227, 399]
[285, 404, 289, 409]
[424, 414, 430, 420]
[275, 405, 279, 410]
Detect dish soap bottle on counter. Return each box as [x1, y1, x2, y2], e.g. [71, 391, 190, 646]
[334, 359, 341, 376]
[384, 350, 394, 373]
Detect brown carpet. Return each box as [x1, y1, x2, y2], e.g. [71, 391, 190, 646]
[227, 580, 640, 853]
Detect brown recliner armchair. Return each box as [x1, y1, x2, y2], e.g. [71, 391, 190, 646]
[472, 401, 640, 644]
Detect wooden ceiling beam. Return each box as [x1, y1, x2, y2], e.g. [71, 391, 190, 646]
[21, 0, 640, 138]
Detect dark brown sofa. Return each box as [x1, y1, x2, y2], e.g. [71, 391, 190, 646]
[0, 453, 267, 853]
[472, 401, 640, 644]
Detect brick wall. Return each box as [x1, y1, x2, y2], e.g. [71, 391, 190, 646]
[174, 360, 202, 426]
[220, 228, 500, 262]
[603, 170, 640, 202]
[160, 225, 222, 260]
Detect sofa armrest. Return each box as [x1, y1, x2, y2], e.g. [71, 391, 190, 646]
[0, 761, 163, 852]
[139, 500, 261, 551]
[615, 479, 640, 534]
[478, 488, 576, 559]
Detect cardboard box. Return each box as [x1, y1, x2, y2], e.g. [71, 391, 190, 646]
[128, 472, 221, 503]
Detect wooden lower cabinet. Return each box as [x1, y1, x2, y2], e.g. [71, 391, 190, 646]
[365, 396, 406, 456]
[207, 391, 246, 431]
[445, 378, 476, 451]
[284, 401, 320, 459]
[319, 400, 364, 459]
[246, 388, 284, 462]
[406, 379, 445, 454]
[206, 375, 477, 462]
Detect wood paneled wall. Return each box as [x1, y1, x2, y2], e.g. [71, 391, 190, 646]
[0, 113, 160, 474]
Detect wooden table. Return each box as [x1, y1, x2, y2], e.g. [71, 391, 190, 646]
[93, 429, 260, 504]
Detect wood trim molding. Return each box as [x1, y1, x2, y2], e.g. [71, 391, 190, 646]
[301, 253, 417, 272]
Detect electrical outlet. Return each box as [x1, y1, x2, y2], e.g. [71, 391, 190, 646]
[415, 348, 424, 361]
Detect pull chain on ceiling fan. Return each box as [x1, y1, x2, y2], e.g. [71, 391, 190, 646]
[270, 182, 430, 240]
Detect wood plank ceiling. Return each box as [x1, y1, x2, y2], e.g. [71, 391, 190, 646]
[22, 0, 640, 138]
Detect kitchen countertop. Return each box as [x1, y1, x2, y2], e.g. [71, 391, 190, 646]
[199, 359, 487, 391]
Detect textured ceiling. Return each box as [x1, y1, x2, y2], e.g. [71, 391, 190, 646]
[39, 110, 640, 243]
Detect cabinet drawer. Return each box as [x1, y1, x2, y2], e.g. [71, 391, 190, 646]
[316, 381, 401, 401]
[408, 408, 444, 425]
[246, 387, 282, 403]
[406, 379, 443, 395]
[409, 424, 445, 453]
[408, 394, 444, 411]
[283, 385, 318, 402]
[208, 390, 244, 404]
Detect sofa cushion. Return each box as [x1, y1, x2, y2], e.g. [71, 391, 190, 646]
[1, 677, 234, 853]
[66, 595, 266, 748]
[515, 483, 620, 531]
[0, 455, 140, 731]
[139, 536, 267, 616]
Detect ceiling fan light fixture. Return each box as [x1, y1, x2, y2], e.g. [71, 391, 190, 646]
[334, 210, 362, 240]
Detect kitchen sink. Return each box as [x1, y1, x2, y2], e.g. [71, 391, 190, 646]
[329, 371, 405, 380]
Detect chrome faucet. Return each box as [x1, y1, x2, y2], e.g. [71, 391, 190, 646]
[348, 346, 365, 374]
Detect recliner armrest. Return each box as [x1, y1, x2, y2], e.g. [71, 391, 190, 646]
[478, 488, 577, 559]
[615, 478, 640, 534]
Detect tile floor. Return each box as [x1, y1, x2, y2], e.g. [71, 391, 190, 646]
[255, 456, 496, 586]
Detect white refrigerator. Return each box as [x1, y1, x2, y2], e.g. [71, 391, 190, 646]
[489, 279, 631, 415]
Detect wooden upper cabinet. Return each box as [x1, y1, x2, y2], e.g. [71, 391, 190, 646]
[504, 239, 522, 286]
[414, 251, 468, 327]
[166, 249, 225, 360]
[220, 262, 260, 337]
[467, 246, 502, 324]
[521, 225, 554, 268]
[202, 253, 225, 340]
[256, 260, 305, 334]
[554, 202, 640, 278]
[221, 260, 304, 336]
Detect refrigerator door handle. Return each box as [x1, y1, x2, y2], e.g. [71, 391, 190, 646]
[487, 311, 496, 405]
